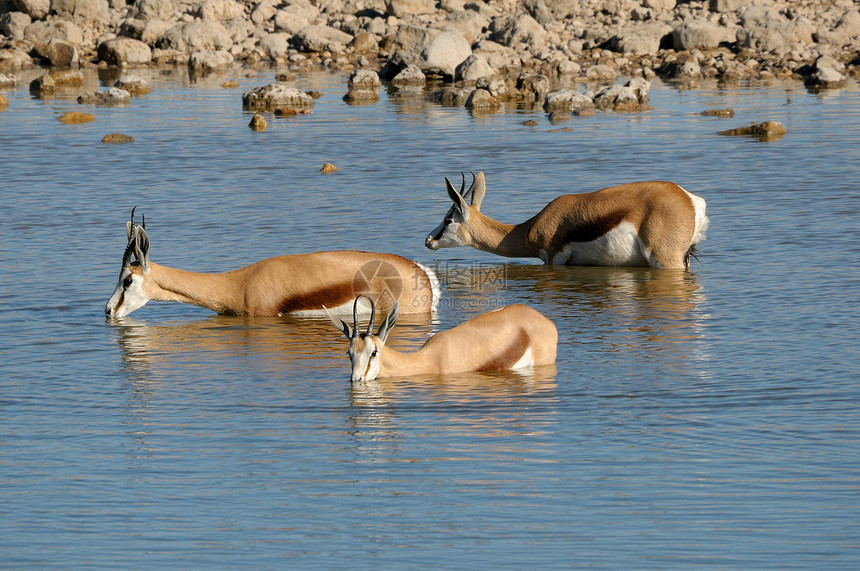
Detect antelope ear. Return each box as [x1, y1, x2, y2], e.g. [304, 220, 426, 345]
[376, 300, 399, 344]
[470, 171, 486, 211]
[445, 177, 469, 214]
[132, 226, 151, 273]
[323, 306, 353, 339]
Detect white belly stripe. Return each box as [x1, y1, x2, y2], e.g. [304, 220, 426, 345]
[552, 221, 648, 266]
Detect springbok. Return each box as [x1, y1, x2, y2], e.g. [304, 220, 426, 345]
[105, 209, 439, 318]
[425, 172, 708, 269]
[326, 296, 558, 382]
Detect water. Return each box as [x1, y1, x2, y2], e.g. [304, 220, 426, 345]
[1, 67, 859, 568]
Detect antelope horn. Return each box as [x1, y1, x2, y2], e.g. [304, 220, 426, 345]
[121, 237, 135, 268]
[366, 296, 377, 336]
[463, 170, 478, 201]
[352, 297, 361, 339]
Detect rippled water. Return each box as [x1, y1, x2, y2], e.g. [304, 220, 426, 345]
[2, 68, 859, 568]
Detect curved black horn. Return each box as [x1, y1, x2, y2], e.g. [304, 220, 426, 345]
[459, 172, 466, 196]
[352, 297, 361, 339]
[462, 170, 478, 201]
[121, 237, 135, 268]
[130, 206, 137, 227]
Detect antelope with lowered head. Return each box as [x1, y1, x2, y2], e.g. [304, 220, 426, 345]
[326, 296, 558, 382]
[426, 172, 708, 269]
[105, 209, 439, 319]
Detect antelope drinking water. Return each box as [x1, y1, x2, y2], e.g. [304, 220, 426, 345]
[105, 209, 439, 318]
[327, 296, 558, 382]
[426, 172, 708, 269]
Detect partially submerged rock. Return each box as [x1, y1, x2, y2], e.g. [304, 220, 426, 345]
[102, 133, 134, 143]
[58, 111, 95, 123]
[242, 84, 315, 112]
[718, 121, 786, 139]
[114, 75, 151, 96]
[320, 162, 338, 173]
[702, 108, 735, 117]
[248, 112, 267, 131]
[77, 88, 131, 106]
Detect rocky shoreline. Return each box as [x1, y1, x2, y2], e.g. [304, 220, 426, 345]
[1, 0, 858, 111]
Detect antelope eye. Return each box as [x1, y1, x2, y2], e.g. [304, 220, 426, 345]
[371, 349, 378, 358]
[444, 217, 453, 224]
[123, 277, 133, 288]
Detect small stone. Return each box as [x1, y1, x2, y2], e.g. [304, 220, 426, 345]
[320, 162, 338, 173]
[58, 111, 95, 124]
[221, 80, 240, 88]
[718, 121, 786, 139]
[29, 74, 55, 95]
[50, 70, 84, 87]
[114, 75, 152, 96]
[522, 119, 538, 126]
[701, 108, 734, 117]
[249, 113, 268, 131]
[0, 93, 9, 109]
[343, 89, 379, 104]
[102, 133, 134, 143]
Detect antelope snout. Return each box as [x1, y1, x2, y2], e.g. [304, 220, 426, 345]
[425, 235, 439, 250]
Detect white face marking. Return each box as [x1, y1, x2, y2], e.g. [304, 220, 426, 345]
[348, 336, 382, 382]
[426, 206, 468, 250]
[552, 222, 649, 267]
[105, 268, 149, 318]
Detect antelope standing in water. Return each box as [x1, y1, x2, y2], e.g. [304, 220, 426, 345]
[327, 296, 557, 382]
[105, 209, 439, 318]
[426, 172, 708, 269]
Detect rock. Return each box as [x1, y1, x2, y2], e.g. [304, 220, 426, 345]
[221, 80, 239, 88]
[24, 20, 84, 46]
[29, 74, 55, 95]
[77, 88, 131, 105]
[455, 53, 494, 82]
[709, 0, 743, 12]
[349, 32, 378, 54]
[250, 0, 278, 25]
[805, 66, 846, 88]
[0, 11, 31, 41]
[127, 0, 175, 21]
[115, 74, 152, 95]
[320, 162, 337, 173]
[50, 69, 84, 86]
[429, 86, 469, 106]
[391, 63, 426, 86]
[419, 30, 471, 78]
[718, 121, 786, 139]
[51, 0, 110, 25]
[343, 89, 379, 104]
[58, 111, 95, 123]
[593, 78, 651, 112]
[189, 50, 233, 71]
[0, 74, 18, 89]
[348, 69, 380, 90]
[98, 38, 152, 65]
[493, 14, 547, 49]
[43, 40, 79, 67]
[385, 0, 435, 18]
[257, 33, 291, 59]
[436, 9, 489, 44]
[611, 23, 671, 56]
[0, 93, 8, 108]
[248, 112, 267, 131]
[701, 108, 734, 117]
[13, 0, 49, 19]
[157, 20, 233, 52]
[673, 19, 733, 51]
[465, 88, 500, 111]
[273, 11, 309, 35]
[195, 0, 244, 21]
[516, 73, 549, 103]
[293, 24, 352, 53]
[586, 64, 617, 82]
[382, 25, 434, 74]
[242, 84, 315, 111]
[102, 133, 134, 143]
[643, 0, 676, 11]
[543, 89, 595, 113]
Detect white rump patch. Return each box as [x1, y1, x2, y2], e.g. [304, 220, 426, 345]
[511, 347, 534, 370]
[415, 262, 441, 312]
[678, 185, 709, 244]
[552, 221, 648, 267]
